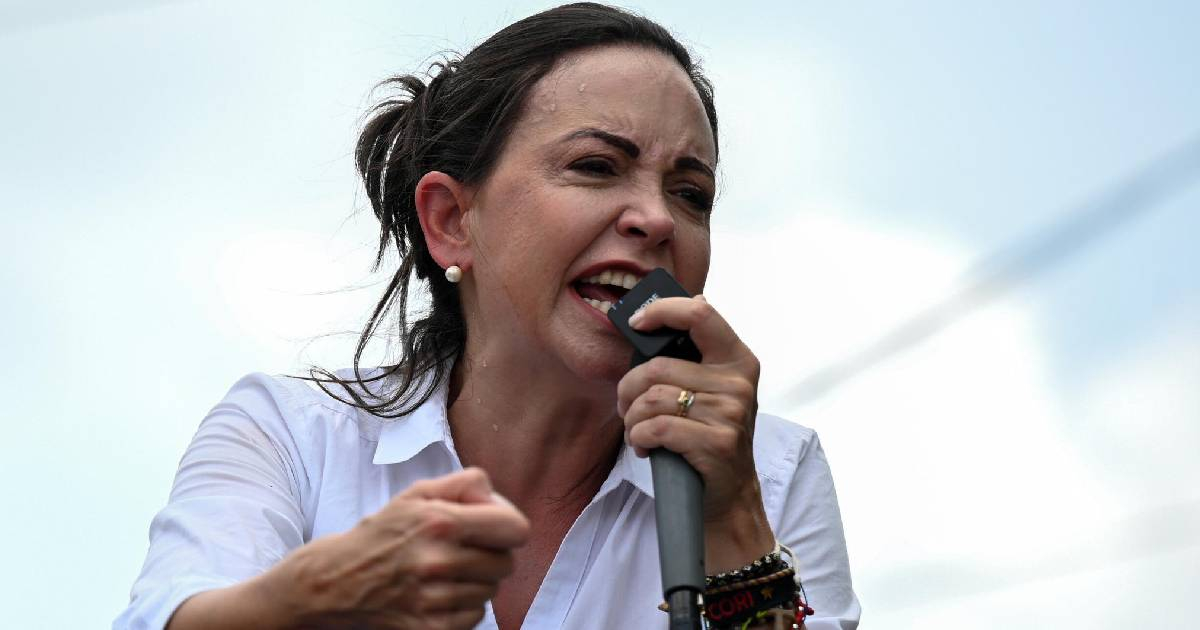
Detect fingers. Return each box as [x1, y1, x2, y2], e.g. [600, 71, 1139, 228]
[627, 295, 746, 362]
[619, 295, 759, 423]
[411, 540, 516, 583]
[406, 498, 531, 550]
[622, 385, 748, 459]
[410, 579, 499, 612]
[420, 608, 487, 630]
[394, 468, 531, 550]
[448, 500, 531, 549]
[626, 412, 747, 465]
[623, 384, 726, 427]
[616, 357, 732, 418]
[404, 467, 495, 504]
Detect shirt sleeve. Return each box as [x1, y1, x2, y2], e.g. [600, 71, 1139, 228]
[114, 374, 310, 630]
[760, 417, 862, 629]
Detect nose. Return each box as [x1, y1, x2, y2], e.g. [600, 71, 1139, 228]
[615, 195, 675, 248]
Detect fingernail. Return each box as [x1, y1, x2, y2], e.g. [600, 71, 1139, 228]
[695, 294, 707, 303]
[628, 311, 645, 328]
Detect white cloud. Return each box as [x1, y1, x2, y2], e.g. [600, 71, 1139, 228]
[708, 213, 1135, 622]
[1073, 305, 1200, 506]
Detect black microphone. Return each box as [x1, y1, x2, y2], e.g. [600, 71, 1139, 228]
[608, 268, 705, 630]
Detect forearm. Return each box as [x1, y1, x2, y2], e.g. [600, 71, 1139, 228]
[166, 573, 291, 630]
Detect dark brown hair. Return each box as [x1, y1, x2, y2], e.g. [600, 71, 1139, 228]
[307, 2, 719, 417]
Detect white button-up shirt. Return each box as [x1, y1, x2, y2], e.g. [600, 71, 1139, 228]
[116, 372, 860, 629]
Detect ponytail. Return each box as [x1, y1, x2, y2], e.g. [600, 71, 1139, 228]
[307, 62, 466, 418]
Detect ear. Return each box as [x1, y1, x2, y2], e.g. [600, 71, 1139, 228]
[414, 171, 474, 274]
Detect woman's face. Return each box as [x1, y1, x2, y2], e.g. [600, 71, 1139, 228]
[463, 44, 716, 384]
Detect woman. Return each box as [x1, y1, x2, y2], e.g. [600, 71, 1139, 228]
[117, 3, 859, 629]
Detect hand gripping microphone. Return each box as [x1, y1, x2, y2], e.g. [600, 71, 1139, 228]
[608, 268, 705, 630]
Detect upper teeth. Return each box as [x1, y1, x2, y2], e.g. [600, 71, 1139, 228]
[580, 270, 642, 290]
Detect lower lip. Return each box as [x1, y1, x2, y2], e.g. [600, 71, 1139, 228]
[569, 287, 620, 331]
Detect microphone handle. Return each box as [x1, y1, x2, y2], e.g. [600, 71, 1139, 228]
[651, 447, 705, 630]
[632, 344, 705, 630]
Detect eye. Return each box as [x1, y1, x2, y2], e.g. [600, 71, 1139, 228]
[674, 185, 714, 212]
[569, 158, 617, 176]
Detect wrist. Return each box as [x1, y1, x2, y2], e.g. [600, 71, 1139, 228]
[703, 498, 774, 574]
[243, 567, 297, 629]
[250, 535, 344, 629]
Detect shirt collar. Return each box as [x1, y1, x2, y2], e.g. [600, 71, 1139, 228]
[372, 376, 452, 465]
[371, 370, 656, 498]
[614, 442, 656, 498]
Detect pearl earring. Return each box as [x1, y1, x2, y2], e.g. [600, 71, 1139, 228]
[444, 265, 463, 283]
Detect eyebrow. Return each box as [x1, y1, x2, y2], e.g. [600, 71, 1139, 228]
[563, 127, 715, 180]
[675, 156, 715, 180]
[566, 128, 640, 158]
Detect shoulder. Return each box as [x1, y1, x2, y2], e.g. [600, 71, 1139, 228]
[751, 411, 842, 527]
[751, 411, 818, 487]
[215, 371, 388, 444]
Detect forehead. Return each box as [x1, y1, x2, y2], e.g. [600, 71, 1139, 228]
[515, 45, 716, 162]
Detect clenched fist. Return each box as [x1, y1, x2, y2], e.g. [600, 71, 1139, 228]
[168, 468, 530, 630]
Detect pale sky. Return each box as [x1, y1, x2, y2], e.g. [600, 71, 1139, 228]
[2, 1, 1198, 628]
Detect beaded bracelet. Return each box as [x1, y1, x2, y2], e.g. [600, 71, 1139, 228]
[705, 541, 785, 588]
[709, 543, 815, 629]
[704, 567, 797, 628]
[657, 541, 815, 629]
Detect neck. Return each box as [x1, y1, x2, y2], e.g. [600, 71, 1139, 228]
[446, 347, 624, 511]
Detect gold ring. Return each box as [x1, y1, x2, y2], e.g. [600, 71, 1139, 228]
[676, 388, 696, 418]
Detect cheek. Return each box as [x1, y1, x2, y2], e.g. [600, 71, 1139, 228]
[520, 188, 615, 259]
[477, 180, 556, 262]
[477, 190, 596, 299]
[677, 227, 712, 293]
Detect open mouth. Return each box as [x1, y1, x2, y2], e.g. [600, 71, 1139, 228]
[572, 269, 643, 314]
